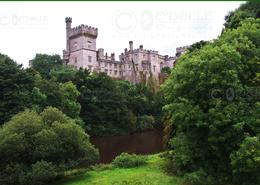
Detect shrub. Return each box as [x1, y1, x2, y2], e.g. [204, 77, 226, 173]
[112, 153, 147, 168]
[0, 107, 99, 185]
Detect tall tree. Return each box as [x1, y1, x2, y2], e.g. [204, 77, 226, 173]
[162, 17, 259, 185]
[0, 54, 34, 124]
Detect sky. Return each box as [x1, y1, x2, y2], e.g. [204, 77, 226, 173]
[0, 1, 243, 67]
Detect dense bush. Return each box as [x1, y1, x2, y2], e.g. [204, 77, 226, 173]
[0, 107, 98, 185]
[112, 153, 147, 168]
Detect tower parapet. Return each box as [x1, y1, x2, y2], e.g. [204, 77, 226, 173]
[65, 17, 72, 23]
[69, 24, 98, 38]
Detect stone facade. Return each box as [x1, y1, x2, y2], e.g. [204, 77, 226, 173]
[63, 17, 185, 84]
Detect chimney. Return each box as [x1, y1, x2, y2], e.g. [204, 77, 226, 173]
[129, 41, 133, 51]
[105, 52, 108, 59]
[139, 45, 143, 50]
[111, 53, 115, 61]
[124, 48, 127, 54]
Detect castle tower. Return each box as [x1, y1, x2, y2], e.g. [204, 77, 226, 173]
[65, 17, 98, 71]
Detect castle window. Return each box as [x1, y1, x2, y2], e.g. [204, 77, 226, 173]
[114, 70, 117, 75]
[88, 56, 92, 63]
[105, 63, 108, 67]
[109, 70, 112, 74]
[105, 69, 108, 74]
[114, 64, 117, 68]
[153, 65, 156, 72]
[74, 57, 77, 64]
[109, 63, 112, 67]
[119, 71, 122, 75]
[143, 54, 146, 58]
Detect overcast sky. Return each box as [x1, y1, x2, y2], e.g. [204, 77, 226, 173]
[0, 1, 243, 67]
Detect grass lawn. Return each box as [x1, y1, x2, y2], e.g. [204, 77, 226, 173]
[53, 153, 183, 185]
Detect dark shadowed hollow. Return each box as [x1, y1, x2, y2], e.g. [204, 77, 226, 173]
[90, 130, 164, 163]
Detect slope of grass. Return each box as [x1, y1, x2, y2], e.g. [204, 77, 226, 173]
[54, 153, 183, 185]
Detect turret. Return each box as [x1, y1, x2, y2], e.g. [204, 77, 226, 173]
[65, 17, 72, 52]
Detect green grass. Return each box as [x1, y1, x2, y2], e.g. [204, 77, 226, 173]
[53, 153, 183, 185]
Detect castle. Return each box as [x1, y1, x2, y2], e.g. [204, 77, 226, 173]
[63, 17, 186, 84]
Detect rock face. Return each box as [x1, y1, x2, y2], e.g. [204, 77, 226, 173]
[63, 17, 186, 84]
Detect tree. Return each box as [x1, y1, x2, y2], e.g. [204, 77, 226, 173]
[224, 2, 260, 30]
[73, 70, 131, 136]
[0, 107, 98, 185]
[30, 54, 63, 79]
[30, 72, 81, 119]
[162, 18, 259, 185]
[0, 53, 34, 124]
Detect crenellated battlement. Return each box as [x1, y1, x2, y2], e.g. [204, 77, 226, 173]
[65, 17, 72, 23]
[69, 24, 98, 38]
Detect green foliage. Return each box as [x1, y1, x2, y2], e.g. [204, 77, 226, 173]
[32, 76, 81, 119]
[27, 53, 164, 136]
[50, 65, 77, 83]
[161, 67, 171, 75]
[23, 161, 56, 185]
[59, 82, 81, 119]
[187, 40, 209, 53]
[136, 115, 155, 131]
[112, 153, 147, 168]
[162, 17, 260, 185]
[0, 107, 98, 185]
[230, 136, 260, 185]
[30, 54, 63, 79]
[72, 70, 132, 135]
[183, 169, 213, 185]
[0, 53, 34, 124]
[224, 2, 260, 30]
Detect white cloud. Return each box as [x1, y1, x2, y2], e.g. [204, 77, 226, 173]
[0, 1, 243, 67]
